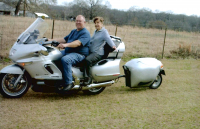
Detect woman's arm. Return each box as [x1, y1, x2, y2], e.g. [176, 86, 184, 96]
[104, 30, 116, 49]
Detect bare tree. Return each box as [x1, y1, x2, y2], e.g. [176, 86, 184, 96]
[15, 0, 23, 15]
[85, 0, 103, 19]
[14, 0, 57, 16]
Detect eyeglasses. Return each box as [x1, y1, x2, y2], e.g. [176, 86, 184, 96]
[76, 20, 83, 23]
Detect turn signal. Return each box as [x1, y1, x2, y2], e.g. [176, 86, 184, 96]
[17, 62, 32, 67]
[18, 63, 25, 66]
[161, 64, 164, 68]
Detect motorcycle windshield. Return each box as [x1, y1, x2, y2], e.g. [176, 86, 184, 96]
[17, 18, 48, 44]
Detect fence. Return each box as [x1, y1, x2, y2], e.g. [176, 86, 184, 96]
[0, 33, 2, 50]
[0, 15, 199, 60]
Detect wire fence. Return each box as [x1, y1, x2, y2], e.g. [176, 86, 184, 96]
[0, 16, 199, 61]
[48, 16, 200, 32]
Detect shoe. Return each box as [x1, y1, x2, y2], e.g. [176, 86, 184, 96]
[83, 77, 92, 85]
[62, 83, 74, 91]
[80, 81, 85, 86]
[57, 84, 64, 91]
[79, 78, 85, 86]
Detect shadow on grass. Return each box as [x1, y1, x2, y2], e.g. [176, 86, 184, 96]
[0, 86, 152, 101]
[117, 86, 150, 92]
[0, 89, 85, 100]
[103, 85, 152, 96]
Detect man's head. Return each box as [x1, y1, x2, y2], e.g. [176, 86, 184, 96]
[76, 15, 86, 31]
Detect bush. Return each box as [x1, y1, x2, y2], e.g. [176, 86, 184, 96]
[170, 44, 199, 59]
[148, 21, 167, 30]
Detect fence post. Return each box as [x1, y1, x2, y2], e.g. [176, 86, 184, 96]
[0, 33, 2, 50]
[51, 19, 55, 39]
[162, 28, 167, 59]
[115, 24, 118, 36]
[23, 0, 26, 17]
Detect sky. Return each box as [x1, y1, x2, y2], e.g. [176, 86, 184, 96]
[57, 0, 200, 17]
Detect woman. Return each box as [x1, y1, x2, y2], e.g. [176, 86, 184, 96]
[83, 17, 116, 85]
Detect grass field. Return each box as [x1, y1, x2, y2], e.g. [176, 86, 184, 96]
[0, 59, 200, 129]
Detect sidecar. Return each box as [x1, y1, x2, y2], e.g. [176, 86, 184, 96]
[123, 58, 165, 89]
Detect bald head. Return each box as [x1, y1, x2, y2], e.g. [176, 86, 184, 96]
[76, 15, 86, 22]
[75, 15, 86, 31]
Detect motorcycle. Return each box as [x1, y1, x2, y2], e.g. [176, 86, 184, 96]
[0, 18, 165, 98]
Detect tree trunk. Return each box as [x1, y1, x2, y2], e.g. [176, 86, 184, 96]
[15, 0, 23, 16]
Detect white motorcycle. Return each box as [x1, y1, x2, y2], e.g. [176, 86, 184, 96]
[0, 18, 165, 98]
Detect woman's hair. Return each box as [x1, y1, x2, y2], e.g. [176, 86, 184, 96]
[93, 17, 104, 23]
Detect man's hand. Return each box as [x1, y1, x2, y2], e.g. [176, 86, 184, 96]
[113, 46, 117, 50]
[57, 40, 81, 49]
[48, 38, 66, 44]
[58, 43, 67, 49]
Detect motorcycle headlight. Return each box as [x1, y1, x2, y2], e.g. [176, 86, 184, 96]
[9, 49, 17, 56]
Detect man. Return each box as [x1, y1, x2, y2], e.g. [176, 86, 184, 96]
[49, 15, 90, 91]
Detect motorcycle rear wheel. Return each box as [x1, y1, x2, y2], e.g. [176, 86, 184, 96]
[149, 74, 162, 89]
[0, 73, 31, 98]
[83, 87, 105, 95]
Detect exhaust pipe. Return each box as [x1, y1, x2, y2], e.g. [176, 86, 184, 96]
[72, 80, 115, 90]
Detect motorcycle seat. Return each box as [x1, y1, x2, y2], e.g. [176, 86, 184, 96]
[73, 42, 115, 68]
[73, 36, 122, 69]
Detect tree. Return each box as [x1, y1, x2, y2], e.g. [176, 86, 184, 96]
[68, 0, 107, 20]
[15, 0, 23, 15]
[85, 0, 103, 19]
[14, 0, 57, 16]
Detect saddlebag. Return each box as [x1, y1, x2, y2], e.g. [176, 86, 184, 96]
[123, 58, 162, 87]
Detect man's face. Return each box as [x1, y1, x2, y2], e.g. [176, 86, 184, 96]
[76, 16, 85, 31]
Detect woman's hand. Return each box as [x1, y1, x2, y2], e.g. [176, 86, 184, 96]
[113, 46, 117, 50]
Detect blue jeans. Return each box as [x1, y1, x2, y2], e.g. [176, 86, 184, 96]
[61, 50, 85, 85]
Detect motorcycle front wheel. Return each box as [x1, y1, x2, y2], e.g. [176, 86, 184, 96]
[83, 87, 106, 95]
[0, 72, 31, 98]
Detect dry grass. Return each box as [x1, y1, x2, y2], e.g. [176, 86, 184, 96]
[0, 15, 200, 59]
[0, 59, 200, 128]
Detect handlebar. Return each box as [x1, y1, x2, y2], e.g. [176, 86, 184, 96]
[41, 40, 60, 47]
[51, 41, 60, 47]
[110, 35, 121, 42]
[43, 38, 48, 42]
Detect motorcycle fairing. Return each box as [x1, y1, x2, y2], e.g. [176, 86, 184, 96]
[0, 65, 23, 74]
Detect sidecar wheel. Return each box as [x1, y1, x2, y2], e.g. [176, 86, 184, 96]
[0, 73, 31, 98]
[83, 87, 106, 95]
[149, 74, 162, 89]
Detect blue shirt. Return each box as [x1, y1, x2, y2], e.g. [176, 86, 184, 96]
[64, 28, 90, 56]
[90, 27, 116, 55]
